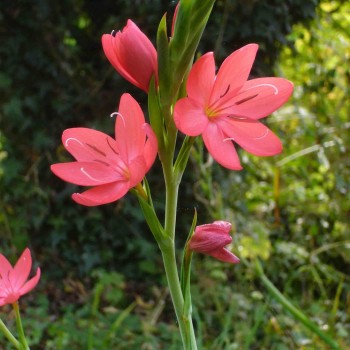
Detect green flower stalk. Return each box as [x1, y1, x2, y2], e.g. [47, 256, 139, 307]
[0, 318, 20, 349]
[13, 302, 30, 350]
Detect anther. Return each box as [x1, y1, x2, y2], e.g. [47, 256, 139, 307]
[235, 94, 258, 105]
[85, 143, 106, 157]
[220, 84, 231, 98]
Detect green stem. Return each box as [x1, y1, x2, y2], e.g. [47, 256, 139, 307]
[160, 241, 189, 347]
[255, 260, 342, 350]
[0, 318, 20, 349]
[159, 152, 197, 349]
[13, 302, 30, 350]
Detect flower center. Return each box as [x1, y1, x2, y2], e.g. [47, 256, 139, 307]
[205, 106, 218, 119]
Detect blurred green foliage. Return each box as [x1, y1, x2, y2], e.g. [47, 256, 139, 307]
[1, 0, 349, 349]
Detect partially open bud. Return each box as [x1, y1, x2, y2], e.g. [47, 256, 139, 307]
[102, 20, 158, 92]
[189, 221, 240, 264]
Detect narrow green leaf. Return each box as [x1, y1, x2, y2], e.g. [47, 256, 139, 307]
[157, 14, 172, 106]
[134, 180, 166, 243]
[174, 136, 195, 181]
[169, 0, 215, 100]
[170, 0, 192, 56]
[180, 209, 197, 318]
[148, 76, 164, 150]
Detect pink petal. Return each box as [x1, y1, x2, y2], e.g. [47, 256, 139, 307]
[101, 34, 131, 79]
[112, 20, 157, 92]
[198, 221, 232, 235]
[210, 248, 240, 264]
[11, 248, 32, 291]
[187, 52, 216, 105]
[212, 220, 232, 231]
[0, 253, 13, 278]
[2, 293, 20, 305]
[101, 34, 116, 65]
[209, 44, 259, 109]
[128, 156, 147, 188]
[221, 77, 294, 120]
[202, 122, 242, 170]
[102, 33, 149, 89]
[189, 231, 232, 252]
[218, 117, 282, 156]
[116, 94, 146, 164]
[51, 161, 127, 186]
[19, 267, 41, 296]
[174, 98, 208, 136]
[143, 124, 158, 172]
[72, 181, 130, 206]
[62, 128, 119, 162]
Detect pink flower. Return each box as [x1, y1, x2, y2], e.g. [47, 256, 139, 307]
[174, 44, 294, 170]
[102, 20, 158, 92]
[51, 93, 158, 206]
[0, 248, 41, 306]
[189, 221, 240, 264]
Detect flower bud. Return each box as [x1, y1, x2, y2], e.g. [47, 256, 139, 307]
[189, 221, 240, 264]
[102, 20, 158, 92]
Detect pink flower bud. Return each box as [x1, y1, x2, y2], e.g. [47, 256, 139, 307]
[0, 248, 41, 306]
[102, 20, 158, 92]
[189, 221, 240, 264]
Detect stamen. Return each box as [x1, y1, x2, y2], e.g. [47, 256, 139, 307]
[253, 128, 269, 140]
[228, 116, 248, 120]
[94, 159, 110, 167]
[80, 168, 104, 182]
[246, 83, 279, 95]
[85, 143, 106, 157]
[110, 111, 126, 126]
[106, 137, 119, 155]
[220, 84, 231, 98]
[111, 30, 116, 37]
[65, 137, 84, 147]
[235, 94, 258, 105]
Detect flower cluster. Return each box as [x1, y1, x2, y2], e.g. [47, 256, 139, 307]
[51, 14, 293, 262]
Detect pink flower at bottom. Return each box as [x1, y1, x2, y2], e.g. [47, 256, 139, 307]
[0, 248, 41, 306]
[189, 221, 240, 264]
[174, 44, 294, 170]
